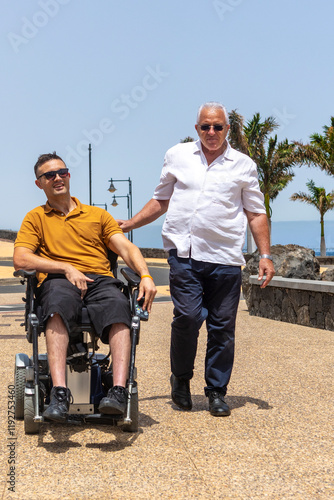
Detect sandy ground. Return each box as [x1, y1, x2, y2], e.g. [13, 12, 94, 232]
[1, 239, 333, 498]
[0, 297, 333, 499]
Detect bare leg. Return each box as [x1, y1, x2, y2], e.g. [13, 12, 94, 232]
[45, 313, 69, 387]
[108, 323, 131, 387]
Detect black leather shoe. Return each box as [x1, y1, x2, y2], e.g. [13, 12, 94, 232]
[98, 386, 128, 415]
[208, 391, 231, 417]
[43, 386, 72, 422]
[170, 374, 192, 410]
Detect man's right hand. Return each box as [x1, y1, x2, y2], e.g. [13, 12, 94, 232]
[116, 219, 131, 233]
[14, 246, 93, 298]
[116, 199, 169, 234]
[64, 265, 94, 299]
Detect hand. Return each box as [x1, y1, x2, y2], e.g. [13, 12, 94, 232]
[258, 259, 275, 288]
[116, 219, 131, 233]
[137, 277, 157, 313]
[64, 265, 94, 298]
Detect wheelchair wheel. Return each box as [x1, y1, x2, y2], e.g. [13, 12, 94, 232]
[122, 390, 139, 433]
[14, 366, 26, 419]
[24, 393, 41, 435]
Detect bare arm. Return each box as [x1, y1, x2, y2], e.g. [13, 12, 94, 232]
[117, 198, 169, 233]
[108, 233, 157, 312]
[244, 210, 275, 288]
[13, 246, 94, 297]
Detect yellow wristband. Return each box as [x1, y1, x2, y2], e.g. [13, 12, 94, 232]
[141, 274, 153, 280]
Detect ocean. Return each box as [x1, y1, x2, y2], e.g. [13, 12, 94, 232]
[132, 220, 334, 256]
[270, 220, 334, 256]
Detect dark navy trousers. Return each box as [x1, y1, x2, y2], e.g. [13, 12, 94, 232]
[168, 250, 241, 396]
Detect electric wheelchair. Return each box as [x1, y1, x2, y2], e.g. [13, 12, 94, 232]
[13, 253, 148, 434]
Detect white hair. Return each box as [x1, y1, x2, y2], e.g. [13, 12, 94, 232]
[196, 102, 229, 124]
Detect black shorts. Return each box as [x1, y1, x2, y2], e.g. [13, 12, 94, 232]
[37, 274, 132, 344]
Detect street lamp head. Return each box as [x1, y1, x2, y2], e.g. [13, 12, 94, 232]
[108, 179, 116, 193]
[111, 195, 118, 207]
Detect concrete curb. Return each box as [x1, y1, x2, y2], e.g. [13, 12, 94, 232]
[0, 278, 23, 285]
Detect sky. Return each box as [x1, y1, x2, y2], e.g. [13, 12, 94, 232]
[2, 0, 334, 243]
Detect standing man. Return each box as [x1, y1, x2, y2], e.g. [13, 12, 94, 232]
[118, 102, 275, 417]
[14, 152, 156, 422]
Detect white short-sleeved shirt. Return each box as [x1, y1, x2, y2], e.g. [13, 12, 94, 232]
[153, 140, 266, 266]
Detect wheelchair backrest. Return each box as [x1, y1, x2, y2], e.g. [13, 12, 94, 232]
[107, 249, 118, 278]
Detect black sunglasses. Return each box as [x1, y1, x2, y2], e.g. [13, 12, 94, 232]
[38, 168, 69, 181]
[199, 124, 225, 131]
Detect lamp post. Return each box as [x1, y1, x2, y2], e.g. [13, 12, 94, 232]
[88, 145, 109, 209]
[92, 203, 108, 211]
[89, 144, 92, 205]
[108, 178, 133, 242]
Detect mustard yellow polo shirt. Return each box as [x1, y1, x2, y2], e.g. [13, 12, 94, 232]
[14, 197, 122, 284]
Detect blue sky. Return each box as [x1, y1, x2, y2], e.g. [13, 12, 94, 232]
[2, 0, 334, 240]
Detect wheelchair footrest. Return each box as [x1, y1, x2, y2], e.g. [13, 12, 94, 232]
[69, 403, 94, 415]
[82, 414, 123, 424]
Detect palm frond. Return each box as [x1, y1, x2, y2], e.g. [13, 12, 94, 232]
[228, 110, 249, 154]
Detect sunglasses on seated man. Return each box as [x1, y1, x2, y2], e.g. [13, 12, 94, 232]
[37, 168, 69, 181]
[199, 124, 225, 131]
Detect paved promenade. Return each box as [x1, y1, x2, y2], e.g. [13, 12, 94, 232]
[0, 241, 333, 499]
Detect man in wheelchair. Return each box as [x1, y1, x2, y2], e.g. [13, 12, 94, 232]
[13, 152, 156, 424]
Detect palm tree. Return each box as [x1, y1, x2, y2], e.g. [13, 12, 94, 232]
[180, 136, 194, 143]
[243, 113, 279, 163]
[310, 117, 334, 175]
[290, 180, 334, 256]
[229, 111, 300, 230]
[293, 117, 334, 176]
[228, 109, 248, 154]
[253, 136, 298, 226]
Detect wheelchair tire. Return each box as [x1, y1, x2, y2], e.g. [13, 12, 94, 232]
[14, 367, 26, 419]
[122, 390, 139, 433]
[24, 393, 40, 435]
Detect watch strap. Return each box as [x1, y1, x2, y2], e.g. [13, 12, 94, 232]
[259, 254, 273, 261]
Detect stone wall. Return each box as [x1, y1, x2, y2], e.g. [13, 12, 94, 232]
[242, 245, 334, 331]
[0, 230, 17, 241]
[138, 248, 168, 259]
[246, 276, 334, 331]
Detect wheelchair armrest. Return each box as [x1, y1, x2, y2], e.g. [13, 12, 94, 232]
[120, 267, 141, 287]
[13, 269, 37, 278]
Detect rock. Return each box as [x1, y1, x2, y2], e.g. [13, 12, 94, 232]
[242, 244, 320, 307]
[320, 269, 334, 281]
[241, 244, 334, 331]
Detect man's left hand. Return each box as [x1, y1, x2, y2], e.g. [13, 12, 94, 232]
[258, 258, 275, 288]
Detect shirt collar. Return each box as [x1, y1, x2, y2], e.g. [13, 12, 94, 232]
[195, 139, 234, 162]
[44, 197, 86, 214]
[223, 140, 234, 161]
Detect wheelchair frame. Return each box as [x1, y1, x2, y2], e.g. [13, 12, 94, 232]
[13, 264, 148, 434]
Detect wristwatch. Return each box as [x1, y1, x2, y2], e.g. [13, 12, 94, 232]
[259, 254, 273, 261]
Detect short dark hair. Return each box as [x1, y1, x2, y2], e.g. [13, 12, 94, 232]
[34, 152, 66, 178]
